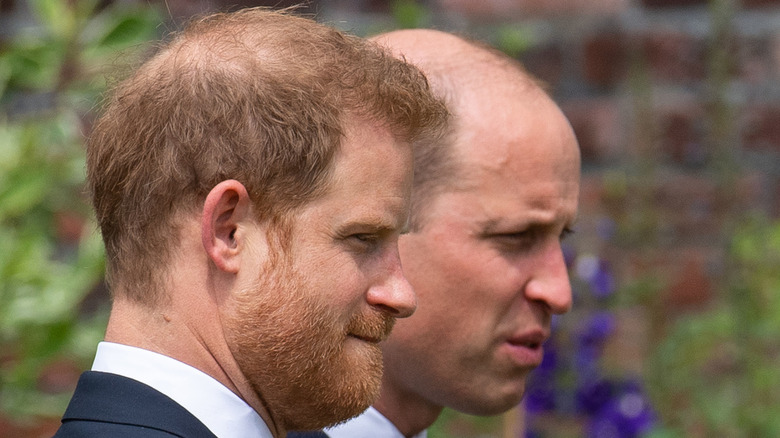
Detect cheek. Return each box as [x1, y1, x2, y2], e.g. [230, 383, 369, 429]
[399, 265, 497, 353]
[307, 255, 367, 311]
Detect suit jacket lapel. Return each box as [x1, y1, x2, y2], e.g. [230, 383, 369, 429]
[62, 371, 218, 437]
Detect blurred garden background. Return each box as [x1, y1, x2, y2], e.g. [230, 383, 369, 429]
[1, 0, 778, 436]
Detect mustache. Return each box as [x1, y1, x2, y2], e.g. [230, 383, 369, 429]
[345, 311, 396, 344]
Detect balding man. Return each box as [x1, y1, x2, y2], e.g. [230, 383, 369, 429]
[53, 10, 447, 438]
[290, 29, 580, 438]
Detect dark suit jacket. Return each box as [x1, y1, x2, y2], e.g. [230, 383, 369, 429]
[54, 371, 218, 437]
[287, 431, 329, 438]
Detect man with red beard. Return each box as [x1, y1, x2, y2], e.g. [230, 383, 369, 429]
[53, 9, 447, 438]
[291, 29, 580, 438]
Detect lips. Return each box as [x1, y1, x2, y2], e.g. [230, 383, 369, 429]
[506, 330, 548, 349]
[502, 329, 549, 366]
[348, 333, 384, 344]
[346, 313, 396, 344]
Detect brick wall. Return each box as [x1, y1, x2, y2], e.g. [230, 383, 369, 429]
[310, 0, 780, 315]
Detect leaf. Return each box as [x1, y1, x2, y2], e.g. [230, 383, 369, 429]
[99, 14, 156, 48]
[392, 0, 428, 29]
[82, 4, 161, 52]
[2, 40, 64, 90]
[496, 25, 534, 58]
[0, 168, 51, 220]
[29, 0, 76, 39]
[0, 54, 13, 99]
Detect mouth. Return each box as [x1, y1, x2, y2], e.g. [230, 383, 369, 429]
[507, 329, 548, 348]
[347, 333, 384, 344]
[345, 314, 395, 345]
[502, 330, 548, 365]
[506, 337, 543, 350]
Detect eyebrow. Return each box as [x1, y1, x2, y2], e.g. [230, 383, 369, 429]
[478, 213, 577, 235]
[339, 216, 406, 235]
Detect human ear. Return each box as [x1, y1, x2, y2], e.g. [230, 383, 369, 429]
[201, 180, 251, 273]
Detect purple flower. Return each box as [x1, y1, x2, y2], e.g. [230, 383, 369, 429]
[525, 345, 559, 413]
[525, 375, 557, 413]
[538, 340, 559, 373]
[585, 380, 656, 438]
[576, 377, 615, 416]
[578, 312, 616, 347]
[525, 429, 543, 438]
[573, 312, 615, 373]
[575, 345, 601, 372]
[590, 260, 616, 299]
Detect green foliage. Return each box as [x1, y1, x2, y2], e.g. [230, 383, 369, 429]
[494, 25, 534, 58]
[0, 0, 161, 420]
[646, 216, 780, 437]
[429, 408, 504, 437]
[392, 0, 430, 29]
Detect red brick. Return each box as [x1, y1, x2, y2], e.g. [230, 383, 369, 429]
[0, 416, 61, 438]
[738, 36, 776, 84]
[642, 31, 708, 82]
[742, 104, 780, 152]
[38, 359, 81, 394]
[55, 210, 85, 244]
[662, 250, 715, 312]
[603, 308, 650, 374]
[743, 0, 780, 7]
[0, 0, 16, 14]
[657, 106, 709, 166]
[519, 44, 564, 89]
[578, 176, 608, 215]
[654, 173, 724, 243]
[641, 0, 707, 7]
[735, 172, 767, 215]
[582, 30, 629, 88]
[434, 0, 628, 19]
[561, 98, 624, 163]
[772, 33, 780, 78]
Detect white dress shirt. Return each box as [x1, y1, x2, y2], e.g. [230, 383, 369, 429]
[326, 407, 427, 438]
[92, 341, 273, 438]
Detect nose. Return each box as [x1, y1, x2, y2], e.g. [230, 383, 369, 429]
[524, 241, 573, 314]
[366, 246, 417, 318]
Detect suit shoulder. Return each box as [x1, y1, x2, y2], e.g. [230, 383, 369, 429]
[287, 432, 330, 438]
[54, 420, 183, 437]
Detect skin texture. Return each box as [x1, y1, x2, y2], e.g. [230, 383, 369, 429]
[371, 30, 581, 437]
[104, 117, 416, 436]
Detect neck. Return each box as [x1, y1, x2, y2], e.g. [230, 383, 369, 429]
[372, 384, 443, 437]
[104, 294, 285, 438]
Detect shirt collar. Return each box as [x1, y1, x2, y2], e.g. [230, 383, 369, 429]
[92, 341, 273, 438]
[326, 406, 427, 438]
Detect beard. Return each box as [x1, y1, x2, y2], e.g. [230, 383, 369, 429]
[223, 257, 395, 431]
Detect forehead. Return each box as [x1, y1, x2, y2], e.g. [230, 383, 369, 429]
[330, 117, 412, 194]
[294, 117, 414, 231]
[439, 84, 581, 227]
[455, 80, 579, 175]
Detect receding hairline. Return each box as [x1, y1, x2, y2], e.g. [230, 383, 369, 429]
[370, 29, 556, 229]
[371, 29, 544, 101]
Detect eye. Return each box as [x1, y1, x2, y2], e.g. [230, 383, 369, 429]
[491, 229, 537, 251]
[346, 233, 382, 252]
[351, 233, 378, 244]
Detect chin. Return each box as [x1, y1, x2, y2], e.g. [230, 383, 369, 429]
[450, 385, 527, 416]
